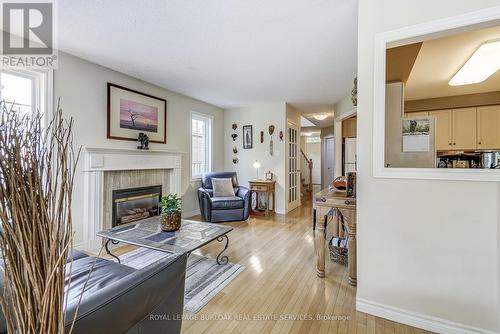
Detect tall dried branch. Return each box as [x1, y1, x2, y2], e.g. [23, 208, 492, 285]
[0, 100, 80, 333]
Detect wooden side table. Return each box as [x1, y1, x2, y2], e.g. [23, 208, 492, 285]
[248, 180, 276, 216]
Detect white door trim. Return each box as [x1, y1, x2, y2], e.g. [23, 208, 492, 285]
[372, 6, 500, 181]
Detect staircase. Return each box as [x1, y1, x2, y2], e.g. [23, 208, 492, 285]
[300, 149, 313, 195]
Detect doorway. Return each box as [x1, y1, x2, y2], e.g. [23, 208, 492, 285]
[287, 122, 300, 211]
[323, 136, 335, 188]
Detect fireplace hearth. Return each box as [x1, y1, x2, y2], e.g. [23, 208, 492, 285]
[112, 185, 162, 227]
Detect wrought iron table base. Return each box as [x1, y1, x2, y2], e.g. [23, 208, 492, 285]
[216, 234, 229, 265]
[104, 239, 121, 263]
[104, 234, 230, 265]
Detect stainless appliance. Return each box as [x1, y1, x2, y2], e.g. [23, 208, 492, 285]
[481, 151, 500, 168]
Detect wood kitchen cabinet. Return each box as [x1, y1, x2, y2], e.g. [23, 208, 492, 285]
[342, 117, 357, 138]
[404, 111, 429, 118]
[477, 105, 500, 150]
[430, 110, 452, 151]
[452, 108, 477, 150]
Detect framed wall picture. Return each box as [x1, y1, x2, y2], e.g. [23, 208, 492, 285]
[107, 83, 167, 143]
[243, 125, 253, 149]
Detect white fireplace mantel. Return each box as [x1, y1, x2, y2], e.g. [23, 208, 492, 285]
[80, 146, 183, 250]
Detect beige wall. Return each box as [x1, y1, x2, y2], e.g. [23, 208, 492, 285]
[357, 1, 500, 333]
[223, 103, 287, 214]
[54, 52, 224, 247]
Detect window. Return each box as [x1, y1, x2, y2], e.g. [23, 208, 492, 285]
[191, 112, 213, 179]
[306, 136, 321, 143]
[0, 68, 50, 121]
[0, 71, 35, 117]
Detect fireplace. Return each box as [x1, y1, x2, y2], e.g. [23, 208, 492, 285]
[112, 185, 162, 227]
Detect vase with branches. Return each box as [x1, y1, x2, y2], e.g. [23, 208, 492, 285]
[0, 101, 80, 333]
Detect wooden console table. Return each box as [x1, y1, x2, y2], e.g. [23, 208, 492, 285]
[314, 188, 357, 286]
[248, 180, 275, 216]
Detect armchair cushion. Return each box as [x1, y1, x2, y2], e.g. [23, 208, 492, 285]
[212, 178, 236, 197]
[211, 196, 245, 210]
[201, 172, 239, 190]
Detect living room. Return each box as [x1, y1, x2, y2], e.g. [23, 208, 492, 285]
[0, 1, 500, 334]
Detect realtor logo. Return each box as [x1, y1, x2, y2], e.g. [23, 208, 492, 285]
[1, 1, 57, 68]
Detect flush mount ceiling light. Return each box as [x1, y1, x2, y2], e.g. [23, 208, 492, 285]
[449, 39, 500, 86]
[313, 114, 329, 121]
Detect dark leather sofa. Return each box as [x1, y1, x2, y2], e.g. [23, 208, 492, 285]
[0, 250, 187, 334]
[198, 172, 251, 223]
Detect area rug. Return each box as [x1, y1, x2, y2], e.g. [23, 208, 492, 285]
[118, 248, 245, 313]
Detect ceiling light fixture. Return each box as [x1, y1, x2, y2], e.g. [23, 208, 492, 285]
[303, 132, 313, 136]
[449, 39, 500, 86]
[313, 114, 329, 121]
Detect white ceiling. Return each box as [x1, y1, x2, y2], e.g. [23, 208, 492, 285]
[292, 102, 335, 127]
[405, 25, 500, 101]
[55, 0, 358, 109]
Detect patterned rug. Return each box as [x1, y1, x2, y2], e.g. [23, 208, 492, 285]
[119, 247, 245, 313]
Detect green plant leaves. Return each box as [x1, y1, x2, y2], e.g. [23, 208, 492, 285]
[159, 193, 181, 215]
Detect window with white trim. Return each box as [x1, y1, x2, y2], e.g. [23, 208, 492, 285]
[0, 71, 35, 117]
[0, 68, 49, 121]
[191, 112, 213, 179]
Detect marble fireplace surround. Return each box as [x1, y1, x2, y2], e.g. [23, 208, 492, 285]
[81, 147, 182, 250]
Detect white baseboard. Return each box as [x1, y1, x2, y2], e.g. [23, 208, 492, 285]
[356, 298, 497, 334]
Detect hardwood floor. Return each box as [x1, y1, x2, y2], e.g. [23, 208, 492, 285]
[108, 196, 432, 333]
[178, 197, 433, 334]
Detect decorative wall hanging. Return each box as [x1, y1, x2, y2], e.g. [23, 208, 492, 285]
[351, 77, 357, 106]
[231, 133, 238, 141]
[279, 131, 283, 141]
[232, 123, 238, 130]
[243, 125, 253, 149]
[107, 83, 167, 143]
[268, 125, 275, 136]
[268, 125, 275, 156]
[260, 131, 264, 143]
[233, 146, 238, 154]
[232, 157, 239, 164]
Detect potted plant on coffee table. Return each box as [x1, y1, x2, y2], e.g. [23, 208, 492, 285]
[159, 194, 182, 231]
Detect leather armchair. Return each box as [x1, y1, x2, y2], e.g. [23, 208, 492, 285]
[198, 172, 251, 223]
[0, 250, 188, 334]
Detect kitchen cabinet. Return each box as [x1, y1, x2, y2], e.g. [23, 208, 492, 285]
[430, 110, 452, 151]
[477, 105, 500, 150]
[452, 107, 477, 150]
[404, 111, 429, 118]
[342, 117, 357, 138]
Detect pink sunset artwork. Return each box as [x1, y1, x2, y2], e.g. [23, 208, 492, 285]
[119, 98, 158, 133]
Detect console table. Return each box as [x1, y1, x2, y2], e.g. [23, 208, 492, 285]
[249, 180, 276, 216]
[314, 188, 357, 286]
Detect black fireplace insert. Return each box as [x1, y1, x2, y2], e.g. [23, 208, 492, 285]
[112, 185, 162, 227]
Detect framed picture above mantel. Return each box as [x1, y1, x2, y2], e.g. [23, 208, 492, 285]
[107, 83, 167, 143]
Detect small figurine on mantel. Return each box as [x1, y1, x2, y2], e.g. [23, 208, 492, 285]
[137, 132, 149, 150]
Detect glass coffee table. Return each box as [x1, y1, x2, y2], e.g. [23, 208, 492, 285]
[97, 216, 233, 265]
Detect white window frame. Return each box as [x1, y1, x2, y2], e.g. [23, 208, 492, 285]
[190, 111, 213, 180]
[0, 67, 53, 124]
[372, 6, 500, 182]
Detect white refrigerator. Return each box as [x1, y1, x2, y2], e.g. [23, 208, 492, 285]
[344, 138, 357, 173]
